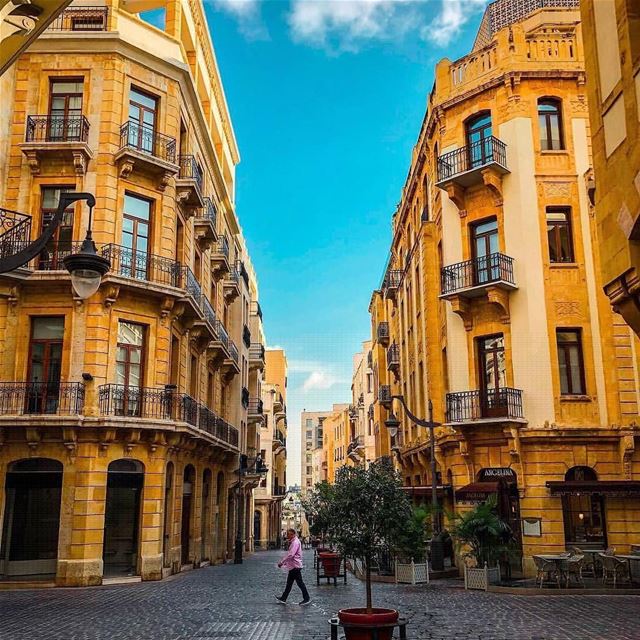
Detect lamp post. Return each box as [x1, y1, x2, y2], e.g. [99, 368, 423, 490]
[234, 453, 267, 564]
[0, 192, 109, 298]
[383, 395, 445, 571]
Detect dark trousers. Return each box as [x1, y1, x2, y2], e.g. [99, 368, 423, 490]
[281, 568, 310, 601]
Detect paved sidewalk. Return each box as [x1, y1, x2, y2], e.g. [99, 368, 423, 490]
[0, 550, 638, 639]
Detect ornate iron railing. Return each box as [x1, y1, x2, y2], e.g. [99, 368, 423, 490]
[437, 136, 507, 183]
[441, 253, 515, 295]
[248, 398, 263, 415]
[241, 386, 250, 409]
[199, 197, 217, 228]
[249, 343, 265, 362]
[0, 208, 32, 262]
[34, 240, 84, 270]
[119, 120, 176, 164]
[445, 388, 524, 422]
[47, 6, 109, 31]
[243, 325, 251, 348]
[378, 385, 392, 405]
[201, 295, 218, 335]
[274, 429, 286, 447]
[237, 260, 249, 287]
[387, 343, 400, 369]
[214, 319, 230, 350]
[0, 381, 84, 415]
[348, 435, 365, 454]
[228, 340, 239, 364]
[377, 321, 390, 342]
[26, 115, 89, 143]
[214, 235, 230, 260]
[383, 269, 402, 291]
[226, 266, 240, 285]
[178, 155, 203, 192]
[101, 244, 181, 288]
[179, 265, 203, 302]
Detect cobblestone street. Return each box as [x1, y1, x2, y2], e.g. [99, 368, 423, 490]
[0, 550, 638, 640]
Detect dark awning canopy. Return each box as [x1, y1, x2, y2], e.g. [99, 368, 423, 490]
[455, 481, 500, 501]
[401, 485, 452, 498]
[546, 481, 640, 497]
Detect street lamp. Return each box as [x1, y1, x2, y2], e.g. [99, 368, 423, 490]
[0, 192, 109, 299]
[383, 395, 445, 571]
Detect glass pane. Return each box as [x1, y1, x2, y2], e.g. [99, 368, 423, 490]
[550, 116, 561, 149]
[557, 331, 577, 344]
[118, 322, 144, 346]
[548, 226, 559, 262]
[129, 348, 141, 364]
[558, 348, 569, 394]
[130, 88, 157, 110]
[124, 194, 151, 221]
[29, 344, 45, 381]
[116, 362, 126, 385]
[51, 81, 82, 94]
[32, 317, 64, 340]
[128, 363, 141, 387]
[559, 227, 573, 262]
[569, 346, 583, 394]
[129, 103, 140, 120]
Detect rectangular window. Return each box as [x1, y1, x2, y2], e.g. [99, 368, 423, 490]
[116, 321, 145, 388]
[48, 79, 83, 141]
[27, 317, 64, 414]
[122, 193, 151, 280]
[557, 329, 586, 395]
[39, 186, 75, 270]
[546, 208, 574, 263]
[538, 99, 564, 151]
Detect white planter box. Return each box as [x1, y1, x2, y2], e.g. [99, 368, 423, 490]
[464, 564, 501, 591]
[395, 559, 429, 585]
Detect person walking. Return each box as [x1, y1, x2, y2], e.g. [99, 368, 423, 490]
[275, 528, 311, 605]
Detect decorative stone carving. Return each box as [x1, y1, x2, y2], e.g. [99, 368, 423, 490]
[119, 158, 134, 179]
[555, 301, 582, 318]
[486, 286, 511, 324]
[444, 182, 466, 211]
[621, 434, 635, 480]
[449, 296, 473, 331]
[544, 182, 572, 198]
[23, 150, 39, 174]
[158, 170, 173, 192]
[481, 167, 504, 207]
[73, 151, 87, 175]
[103, 284, 120, 308]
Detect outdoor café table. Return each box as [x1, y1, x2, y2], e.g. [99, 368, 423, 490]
[536, 554, 571, 584]
[614, 554, 640, 583]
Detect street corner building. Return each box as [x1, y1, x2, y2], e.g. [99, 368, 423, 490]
[0, 0, 278, 586]
[368, 0, 640, 578]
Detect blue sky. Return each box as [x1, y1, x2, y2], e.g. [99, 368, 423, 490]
[192, 0, 490, 484]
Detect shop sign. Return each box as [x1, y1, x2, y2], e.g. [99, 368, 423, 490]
[478, 467, 516, 481]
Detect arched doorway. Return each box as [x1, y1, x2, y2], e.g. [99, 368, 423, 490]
[253, 510, 262, 549]
[0, 458, 63, 577]
[103, 459, 144, 576]
[181, 465, 195, 566]
[561, 466, 607, 548]
[201, 469, 211, 561]
[163, 462, 174, 569]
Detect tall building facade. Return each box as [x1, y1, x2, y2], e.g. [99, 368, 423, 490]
[300, 409, 330, 494]
[253, 349, 287, 548]
[350, 341, 376, 468]
[0, 0, 267, 585]
[369, 0, 640, 577]
[580, 1, 640, 335]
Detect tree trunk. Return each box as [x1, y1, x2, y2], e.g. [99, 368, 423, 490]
[365, 556, 372, 613]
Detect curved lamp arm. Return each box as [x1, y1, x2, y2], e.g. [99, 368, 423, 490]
[0, 192, 95, 273]
[391, 394, 441, 429]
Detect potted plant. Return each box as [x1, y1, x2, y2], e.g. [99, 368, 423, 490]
[449, 495, 514, 590]
[393, 504, 429, 584]
[319, 458, 413, 640]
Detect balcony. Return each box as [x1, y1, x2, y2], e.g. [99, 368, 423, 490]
[20, 115, 92, 174]
[273, 429, 287, 452]
[237, 261, 249, 288]
[435, 136, 509, 209]
[382, 269, 402, 301]
[249, 343, 266, 370]
[248, 398, 264, 426]
[32, 240, 84, 271]
[207, 319, 240, 377]
[378, 385, 392, 407]
[445, 388, 524, 424]
[242, 325, 251, 349]
[223, 266, 240, 303]
[347, 435, 365, 459]
[115, 120, 178, 190]
[0, 382, 84, 416]
[98, 384, 238, 448]
[47, 6, 109, 31]
[241, 386, 250, 409]
[387, 343, 400, 375]
[194, 197, 218, 248]
[440, 253, 516, 329]
[273, 485, 287, 497]
[211, 235, 230, 279]
[0, 208, 32, 266]
[376, 321, 390, 346]
[250, 301, 263, 320]
[175, 155, 204, 210]
[273, 392, 284, 413]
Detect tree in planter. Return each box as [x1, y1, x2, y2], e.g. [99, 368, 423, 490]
[302, 480, 335, 544]
[392, 504, 429, 563]
[449, 495, 514, 568]
[325, 458, 413, 614]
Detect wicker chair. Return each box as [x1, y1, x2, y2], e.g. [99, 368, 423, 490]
[533, 556, 561, 588]
[565, 555, 585, 588]
[600, 554, 630, 588]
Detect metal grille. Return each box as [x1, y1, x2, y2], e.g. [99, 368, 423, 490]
[119, 120, 176, 164]
[446, 388, 524, 422]
[488, 0, 579, 37]
[0, 382, 84, 415]
[441, 253, 515, 295]
[101, 244, 181, 288]
[0, 208, 32, 262]
[178, 154, 203, 192]
[26, 115, 90, 142]
[437, 136, 507, 183]
[47, 6, 109, 31]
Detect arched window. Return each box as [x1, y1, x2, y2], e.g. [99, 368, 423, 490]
[465, 112, 493, 168]
[538, 98, 564, 150]
[561, 466, 606, 547]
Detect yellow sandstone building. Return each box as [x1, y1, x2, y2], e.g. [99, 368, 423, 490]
[369, 0, 640, 577]
[0, 0, 272, 585]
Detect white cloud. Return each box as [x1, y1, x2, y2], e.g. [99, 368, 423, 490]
[288, 358, 349, 392]
[422, 0, 488, 46]
[210, 0, 268, 39]
[213, 0, 259, 17]
[302, 370, 341, 391]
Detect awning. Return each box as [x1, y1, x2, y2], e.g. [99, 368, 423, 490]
[455, 481, 500, 501]
[546, 481, 640, 497]
[401, 485, 452, 498]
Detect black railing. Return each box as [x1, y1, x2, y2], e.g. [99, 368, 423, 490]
[0, 208, 32, 262]
[199, 197, 217, 228]
[383, 269, 402, 291]
[98, 384, 239, 447]
[179, 265, 203, 303]
[214, 235, 230, 260]
[250, 301, 263, 319]
[248, 398, 263, 415]
[241, 387, 250, 409]
[378, 385, 392, 405]
[178, 155, 203, 192]
[228, 340, 239, 364]
[34, 241, 84, 270]
[26, 115, 89, 143]
[387, 343, 400, 369]
[237, 260, 249, 287]
[47, 6, 109, 31]
[273, 485, 286, 496]
[441, 253, 515, 295]
[445, 388, 524, 422]
[119, 120, 176, 164]
[0, 381, 84, 415]
[348, 435, 365, 454]
[226, 266, 240, 285]
[368, 404, 374, 419]
[249, 343, 265, 362]
[377, 321, 390, 342]
[101, 244, 181, 288]
[437, 136, 507, 183]
[274, 429, 286, 447]
[202, 295, 218, 334]
[243, 325, 251, 348]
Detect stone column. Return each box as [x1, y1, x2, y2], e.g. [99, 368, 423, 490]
[140, 454, 165, 581]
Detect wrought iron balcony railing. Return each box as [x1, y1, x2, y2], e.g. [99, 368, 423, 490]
[274, 429, 286, 447]
[273, 485, 287, 496]
[26, 115, 90, 143]
[441, 253, 515, 296]
[0, 208, 32, 262]
[199, 197, 217, 228]
[249, 343, 265, 362]
[445, 388, 524, 423]
[376, 321, 390, 343]
[348, 435, 365, 454]
[436, 136, 507, 183]
[378, 385, 392, 405]
[243, 325, 251, 348]
[101, 244, 181, 288]
[201, 295, 218, 334]
[47, 6, 109, 31]
[383, 269, 402, 291]
[179, 265, 203, 303]
[34, 241, 84, 270]
[250, 301, 263, 319]
[228, 340, 239, 364]
[214, 235, 230, 260]
[241, 387, 250, 409]
[248, 398, 263, 415]
[237, 260, 249, 287]
[387, 343, 400, 370]
[178, 155, 203, 192]
[119, 120, 176, 164]
[0, 381, 84, 415]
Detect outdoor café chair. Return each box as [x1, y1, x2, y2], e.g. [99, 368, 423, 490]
[565, 555, 585, 588]
[533, 556, 561, 588]
[600, 554, 630, 588]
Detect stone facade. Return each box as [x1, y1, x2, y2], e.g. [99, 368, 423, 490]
[0, 0, 268, 585]
[369, 2, 640, 577]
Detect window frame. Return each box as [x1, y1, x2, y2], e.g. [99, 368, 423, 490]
[556, 328, 586, 396]
[546, 207, 575, 264]
[538, 98, 565, 151]
[116, 321, 146, 389]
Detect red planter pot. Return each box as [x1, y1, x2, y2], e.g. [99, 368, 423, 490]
[318, 552, 341, 576]
[338, 608, 399, 640]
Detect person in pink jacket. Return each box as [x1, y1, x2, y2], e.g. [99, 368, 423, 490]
[275, 529, 311, 605]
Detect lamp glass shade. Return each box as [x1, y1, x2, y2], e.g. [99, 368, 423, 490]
[387, 425, 398, 438]
[69, 268, 103, 300]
